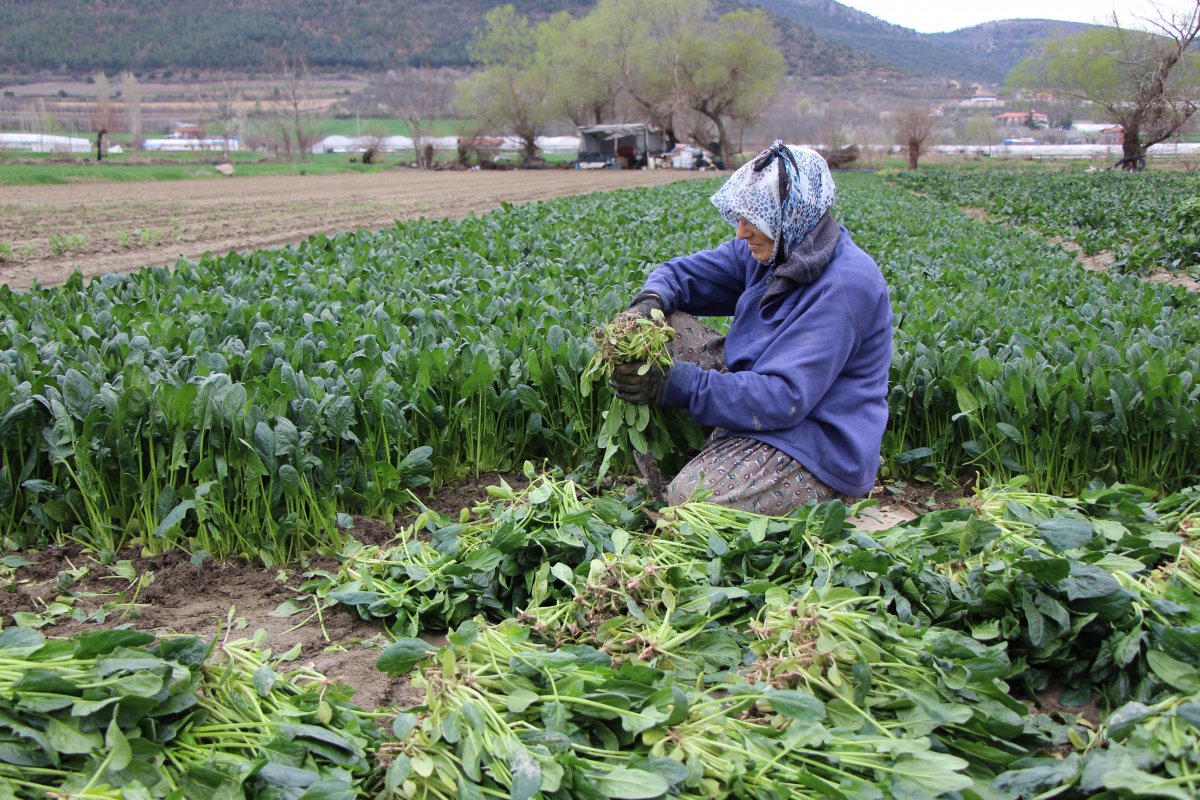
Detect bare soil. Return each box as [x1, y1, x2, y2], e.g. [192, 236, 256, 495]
[0, 471, 545, 711]
[0, 472, 541, 711]
[0, 168, 710, 291]
[0, 543, 420, 712]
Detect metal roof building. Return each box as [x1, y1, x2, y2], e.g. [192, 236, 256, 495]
[577, 124, 666, 167]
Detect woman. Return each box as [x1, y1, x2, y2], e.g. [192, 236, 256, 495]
[609, 141, 892, 514]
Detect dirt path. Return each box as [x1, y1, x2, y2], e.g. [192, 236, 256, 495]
[0, 168, 711, 291]
[1048, 235, 1200, 292]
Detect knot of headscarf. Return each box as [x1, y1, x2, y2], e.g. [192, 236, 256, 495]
[710, 140, 836, 268]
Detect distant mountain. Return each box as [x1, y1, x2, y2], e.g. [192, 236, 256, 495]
[927, 19, 1099, 83]
[712, 0, 901, 80]
[0, 0, 1098, 85]
[749, 0, 1098, 83]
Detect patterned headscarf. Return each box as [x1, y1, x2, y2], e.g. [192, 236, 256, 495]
[710, 141, 836, 266]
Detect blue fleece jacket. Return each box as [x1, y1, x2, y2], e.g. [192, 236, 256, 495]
[642, 226, 893, 496]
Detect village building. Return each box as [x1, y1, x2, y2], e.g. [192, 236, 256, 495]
[993, 111, 1050, 129]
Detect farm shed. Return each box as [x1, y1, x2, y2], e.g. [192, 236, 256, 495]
[577, 124, 665, 168]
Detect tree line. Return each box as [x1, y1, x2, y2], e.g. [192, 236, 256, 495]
[456, 0, 786, 166]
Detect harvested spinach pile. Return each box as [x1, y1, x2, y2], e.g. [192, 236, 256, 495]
[5, 472, 1198, 798]
[299, 468, 1200, 798]
[0, 627, 379, 798]
[377, 619, 989, 800]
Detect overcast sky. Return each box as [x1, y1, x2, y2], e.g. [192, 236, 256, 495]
[836, 0, 1173, 33]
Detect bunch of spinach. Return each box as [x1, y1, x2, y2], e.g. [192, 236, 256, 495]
[0, 627, 379, 798]
[376, 618, 986, 800]
[580, 310, 704, 484]
[300, 467, 643, 637]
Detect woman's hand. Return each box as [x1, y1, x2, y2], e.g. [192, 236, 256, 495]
[610, 360, 671, 405]
[610, 292, 664, 327]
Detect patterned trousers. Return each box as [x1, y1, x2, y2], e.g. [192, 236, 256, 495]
[635, 312, 841, 514]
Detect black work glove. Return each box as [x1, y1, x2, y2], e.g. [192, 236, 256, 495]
[611, 292, 664, 327]
[610, 359, 671, 405]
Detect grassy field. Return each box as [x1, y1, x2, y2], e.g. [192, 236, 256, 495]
[0, 143, 1186, 188]
[0, 154, 403, 184]
[0, 134, 590, 184]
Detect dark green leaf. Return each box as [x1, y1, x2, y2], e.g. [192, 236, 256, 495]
[73, 629, 155, 658]
[765, 690, 826, 722]
[376, 638, 438, 675]
[1013, 557, 1070, 582]
[0, 628, 45, 657]
[1063, 561, 1123, 600]
[594, 767, 669, 799]
[1146, 650, 1200, 692]
[154, 499, 196, 538]
[1035, 518, 1094, 552]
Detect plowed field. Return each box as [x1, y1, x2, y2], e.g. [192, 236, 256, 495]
[0, 168, 708, 290]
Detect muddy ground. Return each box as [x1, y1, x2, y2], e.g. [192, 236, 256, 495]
[0, 168, 709, 291]
[0, 472, 534, 711]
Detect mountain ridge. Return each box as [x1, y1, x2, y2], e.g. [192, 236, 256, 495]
[0, 0, 1098, 85]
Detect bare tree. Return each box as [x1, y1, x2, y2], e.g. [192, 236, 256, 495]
[121, 71, 141, 151]
[404, 69, 452, 168]
[373, 65, 455, 169]
[90, 71, 120, 161]
[266, 52, 318, 160]
[895, 106, 935, 169]
[810, 113, 860, 169]
[358, 123, 388, 164]
[197, 79, 245, 158]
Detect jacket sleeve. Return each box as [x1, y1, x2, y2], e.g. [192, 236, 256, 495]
[662, 278, 861, 431]
[642, 239, 748, 317]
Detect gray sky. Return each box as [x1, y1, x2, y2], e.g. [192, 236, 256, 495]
[836, 0, 1169, 33]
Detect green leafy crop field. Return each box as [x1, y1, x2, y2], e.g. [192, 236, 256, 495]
[888, 168, 1200, 275]
[0, 172, 1198, 799]
[2, 174, 1195, 560]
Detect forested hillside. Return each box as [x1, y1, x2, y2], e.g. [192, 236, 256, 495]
[0, 0, 1095, 83]
[0, 0, 580, 71]
[754, 0, 1096, 83]
[927, 19, 1100, 83]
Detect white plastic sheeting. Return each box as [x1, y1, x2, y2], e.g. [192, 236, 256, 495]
[930, 142, 1200, 159]
[0, 132, 91, 153]
[310, 134, 581, 155]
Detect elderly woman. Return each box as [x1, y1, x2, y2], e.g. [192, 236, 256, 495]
[609, 141, 893, 514]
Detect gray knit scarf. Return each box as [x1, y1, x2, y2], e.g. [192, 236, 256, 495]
[761, 211, 839, 307]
